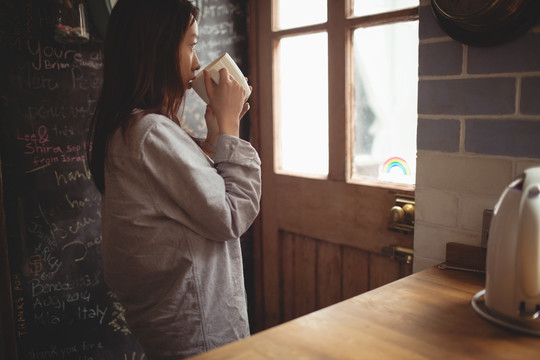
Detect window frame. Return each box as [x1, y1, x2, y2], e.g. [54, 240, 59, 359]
[269, 1, 419, 186]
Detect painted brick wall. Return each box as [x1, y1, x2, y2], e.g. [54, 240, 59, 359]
[414, 1, 540, 272]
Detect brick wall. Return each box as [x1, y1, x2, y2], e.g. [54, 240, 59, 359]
[414, 1, 540, 271]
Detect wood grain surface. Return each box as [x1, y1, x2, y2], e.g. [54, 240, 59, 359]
[190, 266, 540, 359]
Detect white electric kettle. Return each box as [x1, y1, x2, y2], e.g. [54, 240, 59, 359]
[472, 166, 540, 335]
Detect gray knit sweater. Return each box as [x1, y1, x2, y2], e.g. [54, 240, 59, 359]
[101, 113, 261, 360]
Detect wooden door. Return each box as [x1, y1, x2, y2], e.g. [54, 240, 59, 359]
[248, 0, 418, 331]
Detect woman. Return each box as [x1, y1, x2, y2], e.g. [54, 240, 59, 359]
[88, 0, 261, 359]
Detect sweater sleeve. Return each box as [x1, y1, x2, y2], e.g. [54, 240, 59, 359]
[138, 119, 261, 242]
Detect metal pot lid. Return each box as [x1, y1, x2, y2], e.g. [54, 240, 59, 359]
[431, 0, 540, 46]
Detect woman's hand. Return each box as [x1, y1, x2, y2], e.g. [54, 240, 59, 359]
[201, 105, 219, 156]
[204, 104, 219, 143]
[204, 68, 246, 137]
[239, 80, 252, 120]
[203, 89, 250, 156]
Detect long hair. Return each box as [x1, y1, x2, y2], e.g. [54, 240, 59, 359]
[89, 0, 199, 193]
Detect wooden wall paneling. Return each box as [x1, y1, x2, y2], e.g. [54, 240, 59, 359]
[369, 253, 401, 290]
[255, 0, 282, 329]
[316, 241, 342, 309]
[341, 246, 369, 300]
[280, 231, 295, 323]
[276, 175, 413, 253]
[293, 235, 317, 318]
[401, 261, 414, 279]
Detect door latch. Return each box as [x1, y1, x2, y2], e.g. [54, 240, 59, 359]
[382, 245, 414, 264]
[388, 195, 415, 233]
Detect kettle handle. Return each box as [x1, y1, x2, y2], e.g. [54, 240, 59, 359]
[518, 185, 540, 298]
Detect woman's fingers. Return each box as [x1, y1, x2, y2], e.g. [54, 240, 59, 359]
[239, 102, 250, 119]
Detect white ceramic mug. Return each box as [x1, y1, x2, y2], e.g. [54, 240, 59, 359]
[190, 53, 251, 105]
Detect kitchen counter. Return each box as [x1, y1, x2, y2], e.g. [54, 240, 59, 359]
[190, 266, 540, 359]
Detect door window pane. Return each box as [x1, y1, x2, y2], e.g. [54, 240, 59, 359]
[352, 21, 418, 184]
[278, 32, 329, 176]
[353, 0, 418, 17]
[276, 0, 327, 30]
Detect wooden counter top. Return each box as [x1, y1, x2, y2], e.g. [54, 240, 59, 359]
[190, 266, 540, 359]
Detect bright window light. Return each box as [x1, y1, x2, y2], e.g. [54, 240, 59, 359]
[278, 32, 329, 176]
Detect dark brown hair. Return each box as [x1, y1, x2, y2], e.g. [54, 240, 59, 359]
[89, 0, 199, 193]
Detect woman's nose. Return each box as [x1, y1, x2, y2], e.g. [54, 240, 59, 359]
[193, 52, 201, 71]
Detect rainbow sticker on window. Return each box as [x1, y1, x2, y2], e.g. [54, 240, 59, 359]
[381, 157, 411, 176]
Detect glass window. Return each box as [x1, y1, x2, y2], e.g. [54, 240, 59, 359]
[276, 0, 327, 30]
[353, 0, 418, 17]
[277, 32, 329, 176]
[351, 21, 418, 184]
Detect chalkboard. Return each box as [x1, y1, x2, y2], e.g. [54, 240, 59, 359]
[0, 1, 145, 359]
[0, 0, 251, 359]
